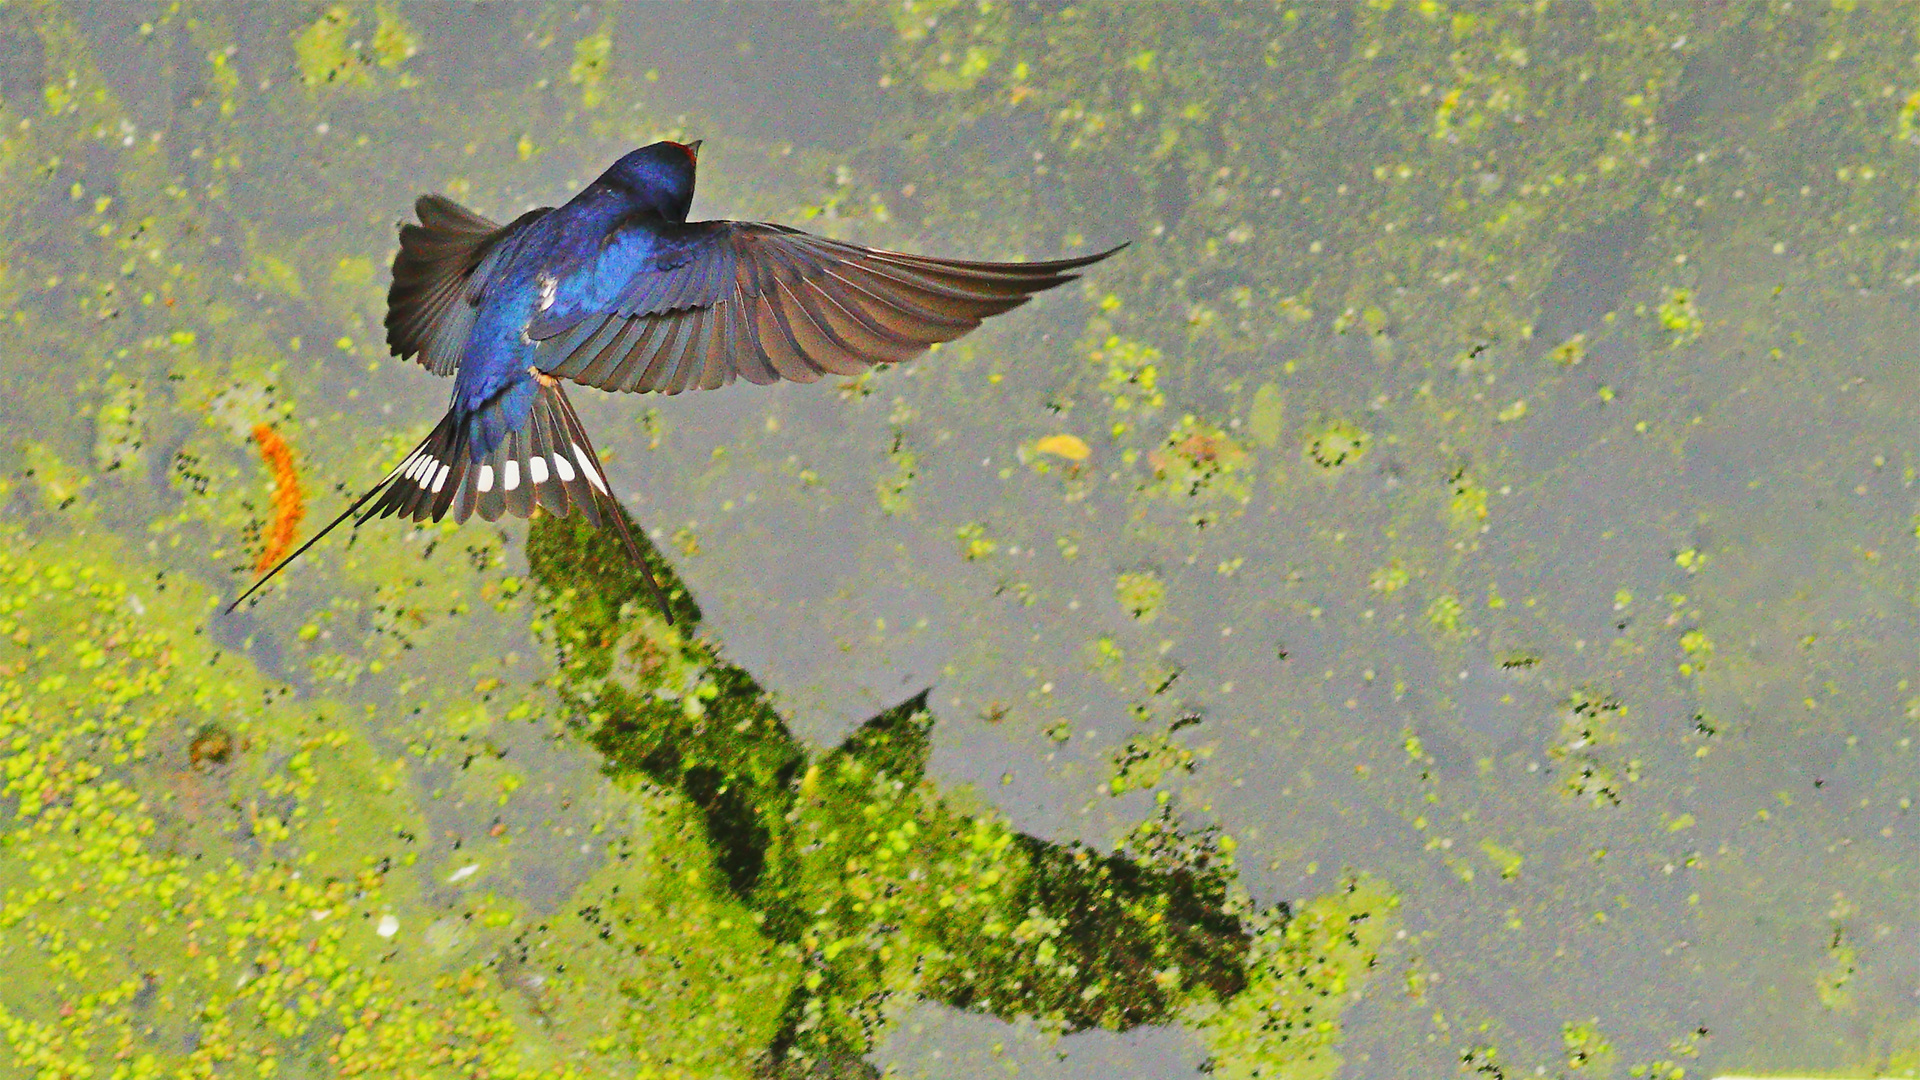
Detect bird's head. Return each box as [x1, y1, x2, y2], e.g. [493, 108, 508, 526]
[604, 140, 701, 222]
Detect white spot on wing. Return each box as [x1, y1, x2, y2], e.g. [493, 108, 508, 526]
[528, 456, 549, 483]
[553, 454, 575, 482]
[573, 445, 607, 493]
[431, 463, 450, 493]
[477, 464, 494, 492]
[537, 273, 557, 312]
[503, 459, 521, 491]
[407, 455, 434, 482]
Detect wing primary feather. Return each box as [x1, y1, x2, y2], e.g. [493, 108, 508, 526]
[819, 265, 975, 345]
[833, 259, 1004, 326]
[697, 296, 734, 391]
[821, 261, 990, 340]
[751, 293, 819, 382]
[725, 293, 782, 386]
[740, 249, 820, 382]
[838, 253, 1019, 306]
[652, 310, 703, 395]
[664, 308, 712, 395]
[792, 278, 923, 364]
[861, 252, 1078, 297]
[773, 279, 866, 376]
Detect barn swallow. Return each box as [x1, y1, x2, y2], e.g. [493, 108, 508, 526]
[229, 140, 1123, 620]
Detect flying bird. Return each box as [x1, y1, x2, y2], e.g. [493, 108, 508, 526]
[228, 141, 1123, 619]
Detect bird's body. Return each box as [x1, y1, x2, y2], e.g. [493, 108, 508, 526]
[228, 141, 1123, 617]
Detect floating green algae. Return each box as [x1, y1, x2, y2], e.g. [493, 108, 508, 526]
[0, 521, 560, 1077]
[6, 1, 1920, 1076]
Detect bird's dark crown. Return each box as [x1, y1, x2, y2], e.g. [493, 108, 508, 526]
[602, 140, 700, 222]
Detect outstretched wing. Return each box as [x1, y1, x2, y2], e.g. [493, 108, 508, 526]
[528, 221, 1123, 395]
[385, 195, 550, 376]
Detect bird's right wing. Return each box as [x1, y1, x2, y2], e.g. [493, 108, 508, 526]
[528, 220, 1123, 395]
[385, 196, 549, 376]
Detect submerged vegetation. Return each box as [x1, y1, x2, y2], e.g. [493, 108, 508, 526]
[0, 1, 1918, 1076]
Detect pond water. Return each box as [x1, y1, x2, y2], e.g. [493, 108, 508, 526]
[1, 3, 1917, 1078]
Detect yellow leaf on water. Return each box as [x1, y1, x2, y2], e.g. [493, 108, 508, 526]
[1034, 434, 1091, 462]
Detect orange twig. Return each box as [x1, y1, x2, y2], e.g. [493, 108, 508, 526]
[251, 424, 306, 573]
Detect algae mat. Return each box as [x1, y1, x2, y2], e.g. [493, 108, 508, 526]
[0, 3, 1915, 1078]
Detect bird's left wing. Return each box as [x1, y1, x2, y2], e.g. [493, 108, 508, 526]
[385, 196, 551, 376]
[527, 220, 1122, 395]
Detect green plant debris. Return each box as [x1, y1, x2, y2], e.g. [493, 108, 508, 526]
[1425, 592, 1465, 635]
[1655, 287, 1703, 348]
[1562, 1018, 1615, 1072]
[1480, 839, 1524, 881]
[89, 372, 145, 475]
[569, 29, 613, 108]
[954, 521, 996, 560]
[1549, 691, 1638, 809]
[1093, 334, 1167, 438]
[1370, 559, 1410, 595]
[1191, 877, 1398, 1080]
[877, 431, 917, 515]
[1303, 419, 1368, 471]
[1115, 570, 1166, 623]
[1108, 729, 1199, 795]
[1147, 414, 1251, 509]
[293, 6, 416, 91]
[1247, 383, 1285, 448]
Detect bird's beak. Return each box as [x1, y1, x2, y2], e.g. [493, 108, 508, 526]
[685, 139, 702, 162]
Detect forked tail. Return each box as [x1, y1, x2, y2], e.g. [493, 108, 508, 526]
[226, 376, 672, 621]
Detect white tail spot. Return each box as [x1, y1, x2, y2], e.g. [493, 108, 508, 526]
[553, 454, 575, 482]
[407, 455, 434, 482]
[528, 456, 549, 483]
[503, 459, 521, 491]
[431, 463, 450, 494]
[573, 445, 607, 493]
[477, 464, 494, 493]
